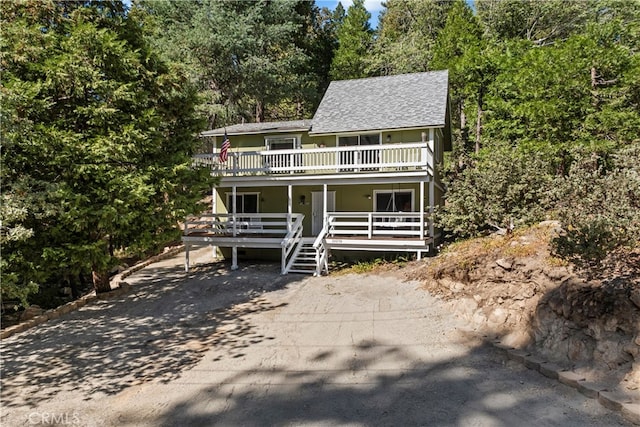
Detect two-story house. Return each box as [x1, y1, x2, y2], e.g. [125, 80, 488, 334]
[183, 70, 451, 275]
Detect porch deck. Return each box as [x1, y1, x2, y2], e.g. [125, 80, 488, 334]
[182, 212, 434, 274]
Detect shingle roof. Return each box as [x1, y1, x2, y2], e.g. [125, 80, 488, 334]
[309, 70, 449, 135]
[201, 120, 312, 137]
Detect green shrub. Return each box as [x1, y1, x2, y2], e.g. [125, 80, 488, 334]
[552, 144, 640, 268]
[436, 143, 555, 238]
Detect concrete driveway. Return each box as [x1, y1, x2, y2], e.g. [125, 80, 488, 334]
[0, 248, 629, 426]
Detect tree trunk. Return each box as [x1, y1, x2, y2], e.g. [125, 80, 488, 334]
[255, 100, 264, 123]
[475, 88, 484, 154]
[92, 268, 111, 294]
[460, 99, 468, 149]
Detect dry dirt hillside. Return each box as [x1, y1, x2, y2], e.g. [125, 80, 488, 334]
[398, 222, 639, 399]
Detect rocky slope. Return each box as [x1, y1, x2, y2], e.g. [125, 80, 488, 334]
[401, 222, 640, 399]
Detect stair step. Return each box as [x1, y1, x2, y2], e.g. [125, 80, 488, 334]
[288, 269, 316, 274]
[293, 263, 316, 268]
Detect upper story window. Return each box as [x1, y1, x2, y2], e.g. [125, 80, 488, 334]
[337, 133, 380, 147]
[265, 136, 300, 150]
[337, 133, 381, 169]
[264, 135, 302, 172]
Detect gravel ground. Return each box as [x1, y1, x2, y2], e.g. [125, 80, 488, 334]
[0, 247, 630, 426]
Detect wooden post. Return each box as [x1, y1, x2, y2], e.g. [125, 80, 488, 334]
[232, 246, 238, 270]
[428, 130, 435, 243]
[287, 185, 292, 232]
[231, 186, 238, 270]
[212, 187, 218, 259]
[420, 181, 425, 239]
[185, 244, 190, 272]
[232, 186, 237, 237]
[323, 184, 328, 229]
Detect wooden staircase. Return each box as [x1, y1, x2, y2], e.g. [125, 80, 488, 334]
[287, 238, 320, 275]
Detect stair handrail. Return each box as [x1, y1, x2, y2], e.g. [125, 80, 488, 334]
[280, 214, 304, 274]
[312, 220, 330, 276]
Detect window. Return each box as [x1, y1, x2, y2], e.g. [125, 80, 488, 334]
[337, 133, 380, 170]
[374, 190, 413, 213]
[266, 137, 298, 151]
[264, 136, 302, 172]
[226, 193, 259, 214]
[374, 190, 414, 225]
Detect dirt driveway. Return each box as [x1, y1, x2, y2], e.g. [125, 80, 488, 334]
[0, 248, 629, 426]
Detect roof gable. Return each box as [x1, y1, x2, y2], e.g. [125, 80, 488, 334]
[309, 70, 449, 135]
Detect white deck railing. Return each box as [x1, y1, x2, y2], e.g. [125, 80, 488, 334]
[193, 142, 433, 176]
[326, 212, 430, 240]
[184, 213, 303, 238]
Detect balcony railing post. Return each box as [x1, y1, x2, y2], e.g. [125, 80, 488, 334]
[233, 153, 238, 176]
[421, 146, 428, 172]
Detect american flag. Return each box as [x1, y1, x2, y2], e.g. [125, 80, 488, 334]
[219, 131, 230, 163]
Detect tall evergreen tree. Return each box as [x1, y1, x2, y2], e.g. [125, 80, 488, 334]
[368, 0, 453, 76]
[1, 1, 211, 296]
[144, 0, 317, 126]
[476, 0, 592, 45]
[431, 0, 484, 155]
[330, 0, 373, 80]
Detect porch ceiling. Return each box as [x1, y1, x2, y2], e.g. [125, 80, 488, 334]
[216, 171, 432, 188]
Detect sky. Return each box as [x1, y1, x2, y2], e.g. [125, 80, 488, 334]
[317, 0, 476, 28]
[316, 0, 385, 27]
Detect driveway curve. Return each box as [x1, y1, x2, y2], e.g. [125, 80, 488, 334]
[0, 248, 629, 426]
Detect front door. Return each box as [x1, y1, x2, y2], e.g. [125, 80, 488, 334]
[312, 191, 336, 235]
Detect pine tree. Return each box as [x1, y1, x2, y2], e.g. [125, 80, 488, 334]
[330, 0, 373, 80]
[1, 1, 211, 296]
[368, 0, 453, 76]
[145, 0, 316, 126]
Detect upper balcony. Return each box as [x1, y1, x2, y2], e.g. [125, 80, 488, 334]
[193, 142, 434, 178]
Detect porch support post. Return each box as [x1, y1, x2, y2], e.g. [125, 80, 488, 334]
[420, 180, 425, 238]
[212, 186, 218, 259]
[287, 185, 292, 232]
[232, 186, 237, 237]
[429, 179, 435, 243]
[231, 185, 238, 271]
[323, 184, 328, 228]
[232, 246, 238, 270]
[428, 129, 435, 175]
[428, 129, 436, 247]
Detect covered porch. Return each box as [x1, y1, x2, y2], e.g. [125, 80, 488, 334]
[182, 172, 441, 275]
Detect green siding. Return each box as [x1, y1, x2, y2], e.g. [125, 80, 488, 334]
[213, 127, 438, 150]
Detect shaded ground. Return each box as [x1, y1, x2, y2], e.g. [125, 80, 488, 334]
[0, 247, 630, 426]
